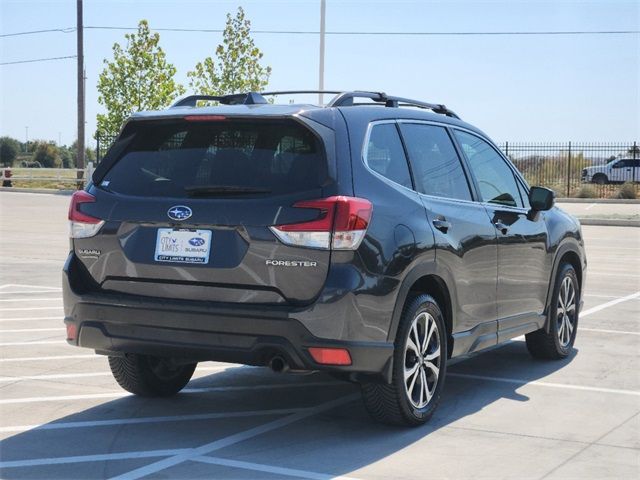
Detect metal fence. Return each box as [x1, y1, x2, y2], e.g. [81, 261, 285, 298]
[96, 134, 639, 198]
[501, 142, 639, 198]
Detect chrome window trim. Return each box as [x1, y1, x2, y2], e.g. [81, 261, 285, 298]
[450, 127, 530, 208]
[361, 119, 416, 194]
[362, 119, 482, 204]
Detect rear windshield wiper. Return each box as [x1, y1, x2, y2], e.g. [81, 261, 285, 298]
[184, 185, 272, 197]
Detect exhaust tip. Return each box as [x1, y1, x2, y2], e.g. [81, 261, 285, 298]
[268, 355, 289, 373]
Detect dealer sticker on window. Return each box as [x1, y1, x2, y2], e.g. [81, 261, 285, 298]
[154, 228, 212, 264]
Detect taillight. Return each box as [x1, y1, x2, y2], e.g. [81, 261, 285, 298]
[68, 191, 104, 239]
[269, 196, 372, 250]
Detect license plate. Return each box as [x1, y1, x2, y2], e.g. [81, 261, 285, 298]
[154, 229, 212, 264]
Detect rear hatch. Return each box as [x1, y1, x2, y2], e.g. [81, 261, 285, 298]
[73, 115, 337, 305]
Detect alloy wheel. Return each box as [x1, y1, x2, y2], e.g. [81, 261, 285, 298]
[404, 312, 441, 409]
[557, 276, 576, 347]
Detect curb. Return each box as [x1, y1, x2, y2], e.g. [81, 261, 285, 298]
[0, 187, 75, 195]
[578, 218, 640, 227]
[557, 198, 639, 204]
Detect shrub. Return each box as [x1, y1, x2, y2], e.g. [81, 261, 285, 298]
[31, 142, 61, 168]
[615, 182, 637, 199]
[574, 185, 598, 198]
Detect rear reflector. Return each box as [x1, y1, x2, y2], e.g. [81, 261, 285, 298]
[66, 323, 77, 342]
[308, 347, 352, 366]
[68, 191, 104, 239]
[270, 196, 372, 250]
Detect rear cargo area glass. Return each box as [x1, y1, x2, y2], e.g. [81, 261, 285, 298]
[101, 119, 327, 197]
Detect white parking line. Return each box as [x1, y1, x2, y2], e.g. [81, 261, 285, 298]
[0, 365, 228, 383]
[0, 284, 60, 291]
[581, 327, 640, 335]
[581, 291, 640, 317]
[0, 354, 97, 363]
[448, 373, 640, 396]
[0, 306, 63, 312]
[109, 394, 359, 480]
[193, 455, 359, 480]
[0, 290, 63, 295]
[0, 449, 193, 469]
[585, 203, 597, 210]
[0, 327, 62, 333]
[587, 272, 640, 278]
[0, 381, 344, 405]
[0, 297, 61, 302]
[0, 340, 66, 346]
[0, 316, 60, 323]
[0, 394, 358, 471]
[0, 407, 310, 433]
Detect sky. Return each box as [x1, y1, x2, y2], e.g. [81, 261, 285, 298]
[0, 0, 638, 147]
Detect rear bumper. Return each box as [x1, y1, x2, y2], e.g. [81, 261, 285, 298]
[63, 254, 393, 382]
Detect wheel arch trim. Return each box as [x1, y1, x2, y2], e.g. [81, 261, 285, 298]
[544, 240, 585, 332]
[386, 262, 456, 356]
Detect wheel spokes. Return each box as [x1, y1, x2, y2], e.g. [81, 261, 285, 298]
[404, 362, 419, 381]
[404, 310, 442, 409]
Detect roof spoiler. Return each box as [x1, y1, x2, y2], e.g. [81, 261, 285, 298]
[171, 92, 268, 107]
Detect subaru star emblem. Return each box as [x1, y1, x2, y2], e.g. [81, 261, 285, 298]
[167, 205, 192, 221]
[189, 237, 205, 246]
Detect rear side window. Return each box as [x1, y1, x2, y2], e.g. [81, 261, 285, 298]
[100, 119, 327, 197]
[399, 123, 472, 201]
[364, 123, 413, 188]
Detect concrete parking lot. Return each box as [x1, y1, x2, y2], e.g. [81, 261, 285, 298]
[0, 191, 638, 480]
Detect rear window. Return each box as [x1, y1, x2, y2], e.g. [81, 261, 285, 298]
[100, 119, 327, 197]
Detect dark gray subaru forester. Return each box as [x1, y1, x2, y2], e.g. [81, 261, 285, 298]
[64, 90, 586, 426]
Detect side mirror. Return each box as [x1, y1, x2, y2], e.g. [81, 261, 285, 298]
[529, 186, 555, 211]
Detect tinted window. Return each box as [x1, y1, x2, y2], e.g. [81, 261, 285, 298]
[454, 130, 523, 207]
[365, 123, 412, 188]
[400, 124, 471, 201]
[614, 159, 639, 168]
[101, 119, 326, 198]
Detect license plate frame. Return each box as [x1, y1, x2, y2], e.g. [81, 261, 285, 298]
[154, 228, 212, 264]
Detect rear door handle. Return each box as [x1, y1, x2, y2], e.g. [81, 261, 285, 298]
[494, 221, 509, 235]
[432, 218, 452, 234]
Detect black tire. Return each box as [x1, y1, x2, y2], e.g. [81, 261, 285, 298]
[592, 173, 608, 185]
[526, 263, 579, 360]
[108, 354, 197, 397]
[361, 294, 447, 427]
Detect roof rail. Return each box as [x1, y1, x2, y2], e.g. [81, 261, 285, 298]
[172, 90, 460, 119]
[171, 92, 268, 108]
[326, 91, 460, 119]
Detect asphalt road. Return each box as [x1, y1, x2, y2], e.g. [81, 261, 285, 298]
[0, 191, 639, 480]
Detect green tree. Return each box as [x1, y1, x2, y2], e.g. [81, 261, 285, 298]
[32, 142, 61, 168]
[187, 7, 271, 96]
[96, 20, 185, 138]
[0, 136, 20, 166]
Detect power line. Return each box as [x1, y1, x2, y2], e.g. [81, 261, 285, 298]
[85, 26, 640, 36]
[0, 55, 77, 66]
[1, 26, 638, 38]
[0, 28, 76, 38]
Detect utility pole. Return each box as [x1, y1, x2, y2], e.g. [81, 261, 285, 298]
[318, 0, 326, 105]
[25, 126, 28, 152]
[76, 0, 85, 187]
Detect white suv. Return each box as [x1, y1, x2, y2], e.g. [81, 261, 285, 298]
[582, 158, 640, 184]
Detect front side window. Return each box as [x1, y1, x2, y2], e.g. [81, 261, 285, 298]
[454, 130, 523, 207]
[399, 123, 472, 201]
[365, 123, 412, 188]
